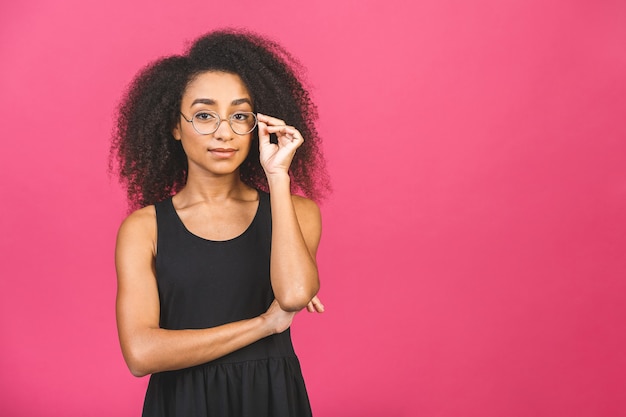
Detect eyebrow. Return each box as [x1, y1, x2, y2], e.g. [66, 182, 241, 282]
[231, 98, 253, 106]
[191, 98, 253, 107]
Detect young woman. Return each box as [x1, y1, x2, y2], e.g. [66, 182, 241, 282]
[111, 30, 330, 416]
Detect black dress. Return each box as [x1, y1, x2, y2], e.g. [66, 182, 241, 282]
[142, 191, 312, 417]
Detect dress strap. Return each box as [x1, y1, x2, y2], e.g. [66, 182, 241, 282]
[154, 197, 179, 256]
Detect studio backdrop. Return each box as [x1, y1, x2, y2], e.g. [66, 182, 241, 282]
[1, 0, 625, 416]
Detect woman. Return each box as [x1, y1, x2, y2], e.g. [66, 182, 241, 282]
[111, 30, 330, 416]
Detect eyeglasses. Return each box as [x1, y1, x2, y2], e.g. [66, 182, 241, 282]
[180, 110, 258, 135]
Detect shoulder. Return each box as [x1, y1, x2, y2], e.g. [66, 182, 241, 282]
[291, 195, 322, 256]
[291, 195, 321, 223]
[291, 196, 322, 244]
[119, 205, 156, 233]
[116, 205, 157, 251]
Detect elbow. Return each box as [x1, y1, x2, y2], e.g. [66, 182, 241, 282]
[128, 363, 149, 378]
[276, 284, 320, 312]
[122, 344, 153, 378]
[277, 299, 308, 312]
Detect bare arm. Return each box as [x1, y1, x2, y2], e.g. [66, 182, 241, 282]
[258, 113, 322, 311]
[268, 181, 322, 311]
[115, 207, 294, 377]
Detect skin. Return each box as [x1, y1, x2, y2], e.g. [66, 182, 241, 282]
[115, 71, 324, 377]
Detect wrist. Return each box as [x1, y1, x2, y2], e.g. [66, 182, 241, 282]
[266, 173, 290, 189]
[257, 312, 275, 337]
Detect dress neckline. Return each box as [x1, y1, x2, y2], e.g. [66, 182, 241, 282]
[168, 191, 262, 243]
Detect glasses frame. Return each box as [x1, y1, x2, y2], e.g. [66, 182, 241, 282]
[180, 110, 258, 136]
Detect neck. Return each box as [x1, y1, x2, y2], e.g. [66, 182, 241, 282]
[178, 169, 251, 203]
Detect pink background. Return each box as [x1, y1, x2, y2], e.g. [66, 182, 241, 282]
[1, 0, 625, 416]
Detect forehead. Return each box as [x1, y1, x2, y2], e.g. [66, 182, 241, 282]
[183, 71, 251, 103]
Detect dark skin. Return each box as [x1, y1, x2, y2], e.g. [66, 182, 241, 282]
[115, 71, 324, 377]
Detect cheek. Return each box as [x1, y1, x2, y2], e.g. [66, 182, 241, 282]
[240, 136, 255, 158]
[179, 140, 191, 157]
[179, 136, 202, 158]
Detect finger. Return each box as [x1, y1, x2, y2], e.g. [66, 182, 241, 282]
[257, 118, 271, 147]
[257, 113, 286, 126]
[306, 302, 314, 313]
[265, 125, 302, 139]
[268, 127, 304, 146]
[311, 296, 325, 313]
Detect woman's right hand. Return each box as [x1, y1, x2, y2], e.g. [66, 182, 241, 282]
[257, 113, 304, 178]
[261, 299, 297, 334]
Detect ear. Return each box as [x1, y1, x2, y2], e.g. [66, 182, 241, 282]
[172, 122, 182, 141]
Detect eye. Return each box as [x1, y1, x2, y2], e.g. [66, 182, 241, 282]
[231, 112, 252, 122]
[194, 111, 218, 123]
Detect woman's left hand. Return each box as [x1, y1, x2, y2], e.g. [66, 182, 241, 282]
[257, 113, 304, 177]
[306, 296, 325, 313]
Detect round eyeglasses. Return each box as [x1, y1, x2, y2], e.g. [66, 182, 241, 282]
[180, 110, 258, 136]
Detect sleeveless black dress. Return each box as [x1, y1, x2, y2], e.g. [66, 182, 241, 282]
[142, 191, 312, 417]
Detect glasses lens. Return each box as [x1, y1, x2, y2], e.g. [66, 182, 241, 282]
[192, 110, 220, 134]
[230, 112, 257, 135]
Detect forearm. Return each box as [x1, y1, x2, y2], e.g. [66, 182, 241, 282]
[267, 175, 320, 311]
[121, 316, 271, 377]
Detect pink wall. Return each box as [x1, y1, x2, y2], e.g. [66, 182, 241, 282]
[1, 1, 625, 416]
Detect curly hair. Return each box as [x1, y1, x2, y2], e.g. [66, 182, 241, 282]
[110, 29, 330, 210]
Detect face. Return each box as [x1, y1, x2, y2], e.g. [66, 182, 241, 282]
[173, 71, 255, 178]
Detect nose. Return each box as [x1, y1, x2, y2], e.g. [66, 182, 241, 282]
[213, 117, 234, 141]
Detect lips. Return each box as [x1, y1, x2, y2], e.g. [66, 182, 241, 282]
[208, 148, 237, 158]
